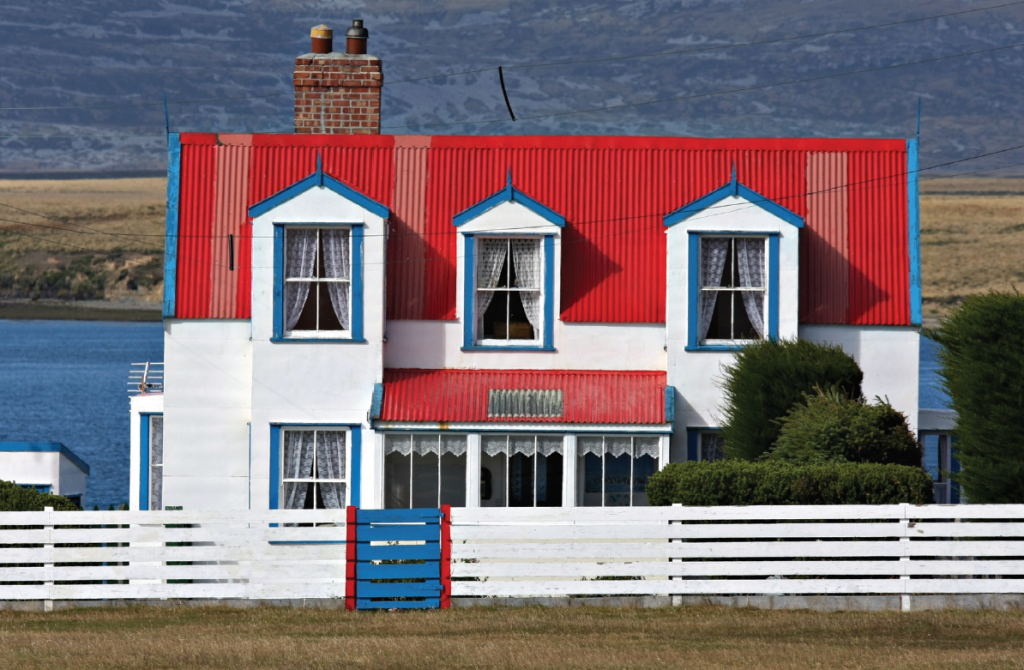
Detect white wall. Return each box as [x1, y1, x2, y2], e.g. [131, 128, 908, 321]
[129, 392, 164, 510]
[162, 320, 252, 511]
[57, 455, 87, 501]
[0, 450, 86, 505]
[249, 186, 387, 510]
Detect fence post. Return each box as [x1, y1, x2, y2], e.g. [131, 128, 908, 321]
[670, 503, 681, 607]
[899, 503, 911, 612]
[346, 506, 358, 611]
[43, 506, 54, 612]
[440, 505, 452, 610]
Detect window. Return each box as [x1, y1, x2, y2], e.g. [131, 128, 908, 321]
[476, 238, 542, 344]
[280, 428, 347, 509]
[699, 237, 766, 343]
[578, 436, 659, 507]
[149, 415, 163, 510]
[921, 432, 960, 504]
[699, 431, 726, 462]
[284, 227, 351, 336]
[481, 435, 563, 507]
[384, 434, 467, 508]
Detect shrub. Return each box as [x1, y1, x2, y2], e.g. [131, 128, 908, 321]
[719, 339, 864, 461]
[646, 460, 933, 506]
[929, 291, 1024, 503]
[0, 479, 80, 512]
[767, 388, 921, 467]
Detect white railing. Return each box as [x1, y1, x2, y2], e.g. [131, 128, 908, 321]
[127, 362, 164, 395]
[449, 504, 1024, 599]
[0, 509, 346, 602]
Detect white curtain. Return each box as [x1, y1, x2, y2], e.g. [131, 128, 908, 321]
[150, 416, 163, 510]
[316, 431, 346, 509]
[283, 431, 316, 509]
[413, 434, 441, 456]
[537, 436, 563, 457]
[634, 437, 660, 460]
[606, 436, 632, 459]
[476, 239, 508, 329]
[700, 238, 730, 340]
[385, 434, 412, 456]
[735, 238, 765, 338]
[511, 239, 542, 336]
[321, 228, 351, 331]
[285, 229, 317, 330]
[510, 435, 536, 457]
[441, 435, 468, 457]
[578, 436, 604, 458]
[483, 435, 508, 458]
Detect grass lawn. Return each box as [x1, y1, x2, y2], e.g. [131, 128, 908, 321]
[0, 605, 1022, 669]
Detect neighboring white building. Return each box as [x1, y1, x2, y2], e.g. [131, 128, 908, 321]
[0, 442, 89, 508]
[128, 23, 925, 512]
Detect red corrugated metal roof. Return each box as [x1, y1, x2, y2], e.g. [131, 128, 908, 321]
[173, 133, 910, 325]
[380, 369, 668, 424]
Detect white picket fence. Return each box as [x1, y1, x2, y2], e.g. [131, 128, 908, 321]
[449, 504, 1024, 598]
[0, 509, 348, 602]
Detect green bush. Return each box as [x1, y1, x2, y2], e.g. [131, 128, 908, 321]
[0, 479, 80, 512]
[766, 388, 921, 467]
[646, 460, 933, 506]
[720, 339, 864, 461]
[929, 291, 1024, 503]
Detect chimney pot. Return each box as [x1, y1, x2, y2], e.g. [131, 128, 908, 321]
[311, 24, 333, 54]
[346, 19, 368, 55]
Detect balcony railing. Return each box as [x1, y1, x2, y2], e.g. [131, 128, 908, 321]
[128, 362, 163, 395]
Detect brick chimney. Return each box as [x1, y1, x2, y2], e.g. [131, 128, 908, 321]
[294, 21, 382, 135]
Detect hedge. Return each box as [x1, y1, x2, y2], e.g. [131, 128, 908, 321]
[0, 479, 80, 512]
[646, 460, 934, 506]
[719, 339, 864, 461]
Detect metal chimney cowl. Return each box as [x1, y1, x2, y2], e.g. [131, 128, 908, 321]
[346, 19, 368, 54]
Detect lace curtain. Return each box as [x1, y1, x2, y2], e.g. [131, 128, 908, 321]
[735, 238, 765, 338]
[483, 435, 508, 457]
[476, 239, 508, 329]
[385, 434, 468, 457]
[482, 435, 563, 457]
[577, 436, 659, 460]
[150, 416, 163, 510]
[511, 239, 542, 335]
[285, 230, 317, 330]
[321, 229, 351, 331]
[634, 437, 660, 460]
[700, 238, 730, 341]
[315, 431, 346, 509]
[283, 431, 315, 509]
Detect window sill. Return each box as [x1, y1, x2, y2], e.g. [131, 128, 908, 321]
[271, 337, 368, 344]
[684, 344, 748, 352]
[461, 345, 555, 352]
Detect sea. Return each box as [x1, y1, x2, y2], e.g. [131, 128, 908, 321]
[0, 319, 951, 510]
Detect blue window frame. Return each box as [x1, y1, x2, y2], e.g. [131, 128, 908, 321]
[686, 428, 725, 462]
[687, 232, 779, 351]
[272, 223, 365, 343]
[139, 413, 163, 510]
[269, 425, 362, 509]
[462, 234, 555, 351]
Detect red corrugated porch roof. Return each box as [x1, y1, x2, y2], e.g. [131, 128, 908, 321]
[379, 369, 668, 424]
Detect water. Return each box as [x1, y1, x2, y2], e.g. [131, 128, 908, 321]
[0, 319, 163, 509]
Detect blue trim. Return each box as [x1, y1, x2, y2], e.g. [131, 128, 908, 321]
[686, 429, 699, 462]
[461, 346, 556, 352]
[907, 139, 922, 325]
[463, 235, 475, 349]
[370, 384, 385, 420]
[350, 427, 362, 507]
[138, 417, 152, 510]
[664, 174, 804, 229]
[249, 171, 388, 219]
[543, 234, 555, 349]
[768, 234, 780, 339]
[269, 338, 369, 344]
[453, 174, 565, 228]
[272, 226, 284, 340]
[664, 387, 676, 424]
[687, 232, 780, 351]
[352, 226, 364, 341]
[162, 133, 181, 318]
[0, 442, 90, 475]
[269, 427, 280, 510]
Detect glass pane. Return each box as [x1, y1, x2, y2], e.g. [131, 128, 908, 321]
[482, 435, 508, 457]
[581, 453, 602, 507]
[507, 291, 536, 340]
[413, 434, 440, 457]
[733, 292, 761, 340]
[482, 291, 509, 340]
[150, 465, 162, 511]
[384, 452, 411, 509]
[283, 430, 316, 480]
[705, 290, 733, 340]
[721, 238, 736, 287]
[480, 451, 507, 507]
[319, 482, 346, 509]
[632, 455, 657, 507]
[385, 434, 412, 456]
[578, 436, 603, 458]
[606, 436, 632, 459]
[440, 452, 467, 507]
[315, 431, 346, 481]
[604, 453, 631, 507]
[317, 284, 343, 331]
[508, 452, 535, 507]
[923, 434, 941, 480]
[702, 433, 726, 462]
[150, 416, 163, 467]
[536, 453, 562, 507]
[292, 282, 318, 330]
[283, 481, 311, 510]
[412, 452, 440, 508]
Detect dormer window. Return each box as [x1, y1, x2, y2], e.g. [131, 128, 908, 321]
[699, 236, 766, 343]
[477, 238, 542, 344]
[285, 227, 351, 335]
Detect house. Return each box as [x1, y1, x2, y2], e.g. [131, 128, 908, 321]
[129, 21, 924, 511]
[0, 442, 89, 508]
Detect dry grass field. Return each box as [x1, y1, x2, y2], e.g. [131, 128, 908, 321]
[0, 176, 1022, 321]
[0, 605, 1022, 669]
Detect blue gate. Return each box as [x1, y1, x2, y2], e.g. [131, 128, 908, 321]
[350, 507, 446, 610]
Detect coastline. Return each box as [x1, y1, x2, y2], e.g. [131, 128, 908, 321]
[0, 299, 161, 322]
